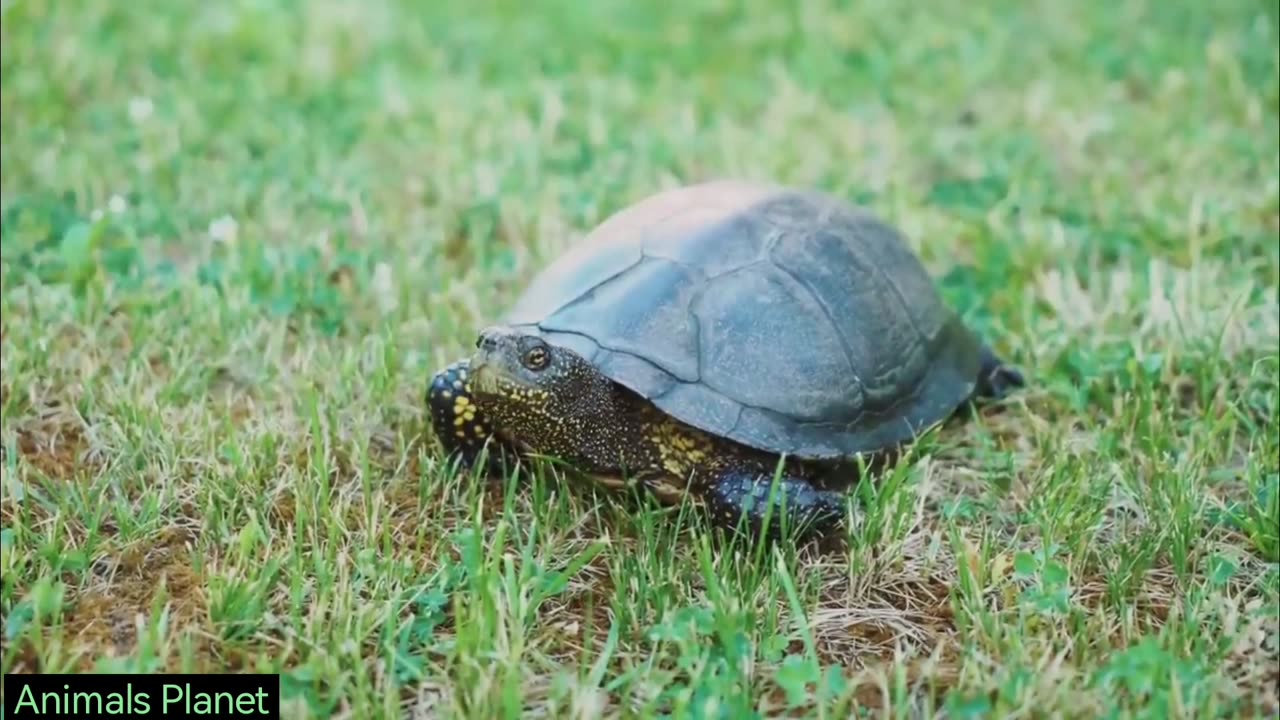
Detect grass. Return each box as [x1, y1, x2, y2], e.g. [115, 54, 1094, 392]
[1, 0, 1277, 716]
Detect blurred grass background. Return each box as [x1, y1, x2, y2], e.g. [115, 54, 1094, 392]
[1, 0, 1277, 717]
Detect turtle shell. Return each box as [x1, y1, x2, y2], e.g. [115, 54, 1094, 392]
[503, 180, 986, 460]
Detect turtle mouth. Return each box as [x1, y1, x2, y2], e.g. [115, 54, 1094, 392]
[467, 357, 502, 395]
[468, 351, 532, 399]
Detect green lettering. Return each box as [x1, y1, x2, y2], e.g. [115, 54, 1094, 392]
[194, 691, 230, 714]
[72, 691, 101, 715]
[106, 691, 124, 714]
[256, 687, 270, 713]
[133, 689, 150, 715]
[42, 688, 62, 714]
[14, 684, 38, 713]
[163, 683, 184, 712]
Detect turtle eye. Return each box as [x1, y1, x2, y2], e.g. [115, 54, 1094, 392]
[522, 345, 550, 371]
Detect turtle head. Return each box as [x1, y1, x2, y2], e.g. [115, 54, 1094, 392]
[467, 325, 624, 463]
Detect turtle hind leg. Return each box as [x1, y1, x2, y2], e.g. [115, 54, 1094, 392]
[705, 469, 847, 543]
[973, 343, 1025, 401]
[428, 359, 518, 476]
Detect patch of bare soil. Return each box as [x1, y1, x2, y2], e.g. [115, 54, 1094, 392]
[9, 399, 98, 482]
[5, 525, 212, 673]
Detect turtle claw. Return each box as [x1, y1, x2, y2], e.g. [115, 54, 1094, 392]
[975, 344, 1026, 400]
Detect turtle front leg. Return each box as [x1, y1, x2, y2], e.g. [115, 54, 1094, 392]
[705, 470, 847, 542]
[428, 359, 518, 476]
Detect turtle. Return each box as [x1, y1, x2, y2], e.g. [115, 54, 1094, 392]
[427, 180, 1024, 540]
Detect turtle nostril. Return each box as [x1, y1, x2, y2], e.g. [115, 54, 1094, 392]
[477, 331, 499, 352]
